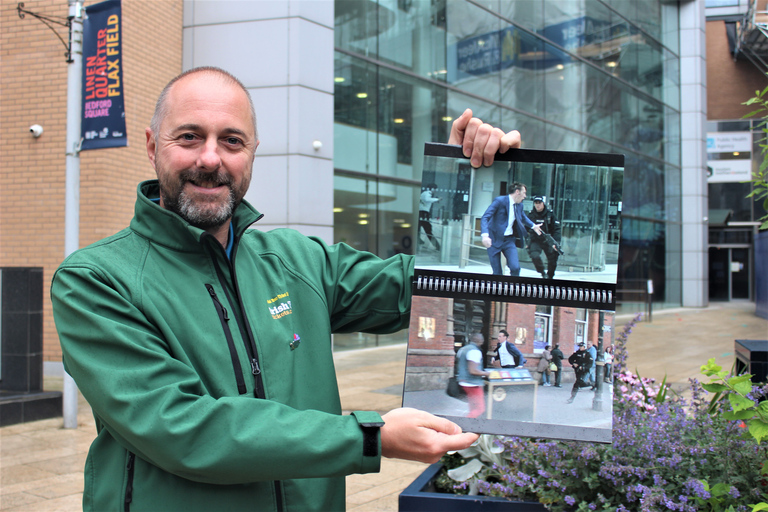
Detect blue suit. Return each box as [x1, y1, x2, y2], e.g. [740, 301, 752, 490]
[481, 196, 535, 275]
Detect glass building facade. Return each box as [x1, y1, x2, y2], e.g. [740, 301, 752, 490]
[332, 0, 682, 349]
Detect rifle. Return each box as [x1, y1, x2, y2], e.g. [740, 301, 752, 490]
[529, 229, 564, 255]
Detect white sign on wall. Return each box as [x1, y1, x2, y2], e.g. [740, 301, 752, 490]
[706, 132, 752, 154]
[706, 159, 753, 183]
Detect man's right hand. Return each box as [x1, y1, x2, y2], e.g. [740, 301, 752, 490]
[481, 235, 492, 248]
[380, 408, 478, 464]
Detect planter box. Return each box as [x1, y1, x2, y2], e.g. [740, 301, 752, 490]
[399, 462, 547, 511]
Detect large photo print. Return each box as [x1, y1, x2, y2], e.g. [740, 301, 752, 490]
[404, 143, 624, 443]
[417, 144, 624, 285]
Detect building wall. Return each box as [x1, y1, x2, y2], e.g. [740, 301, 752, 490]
[0, 0, 183, 363]
[706, 20, 768, 119]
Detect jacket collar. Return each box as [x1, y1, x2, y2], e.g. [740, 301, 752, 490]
[130, 180, 263, 251]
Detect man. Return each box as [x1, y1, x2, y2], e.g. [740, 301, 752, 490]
[457, 333, 491, 418]
[567, 342, 594, 404]
[587, 342, 598, 389]
[419, 183, 440, 250]
[492, 329, 527, 368]
[481, 183, 542, 275]
[51, 67, 521, 512]
[527, 196, 562, 279]
[550, 343, 565, 387]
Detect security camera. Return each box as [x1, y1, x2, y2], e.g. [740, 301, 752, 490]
[29, 124, 44, 138]
[312, 140, 323, 150]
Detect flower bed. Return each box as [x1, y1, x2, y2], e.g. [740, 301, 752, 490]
[437, 316, 768, 511]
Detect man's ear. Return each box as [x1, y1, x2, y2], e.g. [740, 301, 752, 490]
[146, 127, 157, 169]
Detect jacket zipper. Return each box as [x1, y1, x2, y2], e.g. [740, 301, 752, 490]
[204, 231, 281, 512]
[206, 284, 247, 395]
[124, 452, 135, 512]
[205, 235, 266, 399]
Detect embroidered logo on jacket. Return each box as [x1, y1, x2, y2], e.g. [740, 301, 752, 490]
[267, 292, 292, 319]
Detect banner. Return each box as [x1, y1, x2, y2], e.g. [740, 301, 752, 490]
[81, 0, 127, 150]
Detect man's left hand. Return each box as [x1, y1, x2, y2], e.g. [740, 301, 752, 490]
[381, 408, 479, 464]
[448, 108, 521, 168]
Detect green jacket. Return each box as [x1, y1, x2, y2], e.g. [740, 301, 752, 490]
[51, 181, 414, 512]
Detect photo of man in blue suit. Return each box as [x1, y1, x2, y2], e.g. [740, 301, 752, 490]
[480, 182, 542, 275]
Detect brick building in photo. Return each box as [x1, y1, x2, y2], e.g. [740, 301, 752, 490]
[405, 295, 614, 391]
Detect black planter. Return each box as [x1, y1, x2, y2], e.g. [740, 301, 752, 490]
[399, 462, 548, 511]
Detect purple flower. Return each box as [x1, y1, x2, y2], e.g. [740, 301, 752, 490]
[564, 495, 576, 506]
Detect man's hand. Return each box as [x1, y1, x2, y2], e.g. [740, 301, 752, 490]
[481, 234, 493, 248]
[448, 108, 521, 168]
[380, 408, 479, 464]
[532, 225, 542, 236]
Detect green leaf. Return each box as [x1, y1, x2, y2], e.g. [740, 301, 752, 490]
[732, 380, 755, 396]
[750, 504, 768, 512]
[710, 482, 730, 497]
[722, 409, 754, 420]
[702, 382, 728, 393]
[748, 418, 768, 443]
[729, 393, 756, 412]
[701, 359, 722, 375]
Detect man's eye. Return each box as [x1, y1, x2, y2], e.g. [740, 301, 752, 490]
[181, 133, 196, 141]
[225, 137, 243, 146]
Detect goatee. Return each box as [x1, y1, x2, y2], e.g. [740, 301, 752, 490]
[160, 169, 242, 229]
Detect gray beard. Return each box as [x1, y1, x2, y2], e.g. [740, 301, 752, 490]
[160, 170, 240, 230]
[173, 189, 236, 229]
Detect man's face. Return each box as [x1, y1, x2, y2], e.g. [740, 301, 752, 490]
[534, 201, 544, 212]
[146, 74, 258, 229]
[498, 332, 507, 343]
[511, 187, 527, 203]
[579, 345, 586, 351]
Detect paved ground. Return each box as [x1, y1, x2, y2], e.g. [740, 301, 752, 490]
[1, 302, 766, 511]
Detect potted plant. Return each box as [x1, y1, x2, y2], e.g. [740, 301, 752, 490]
[401, 315, 768, 511]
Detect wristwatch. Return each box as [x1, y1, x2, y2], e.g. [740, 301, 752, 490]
[351, 411, 385, 457]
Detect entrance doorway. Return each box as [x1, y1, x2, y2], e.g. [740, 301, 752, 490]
[709, 246, 751, 301]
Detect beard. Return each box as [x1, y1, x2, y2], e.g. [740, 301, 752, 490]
[158, 168, 249, 230]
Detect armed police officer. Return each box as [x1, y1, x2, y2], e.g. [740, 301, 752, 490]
[527, 196, 562, 279]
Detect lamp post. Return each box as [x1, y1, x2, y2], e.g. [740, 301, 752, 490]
[62, 0, 84, 429]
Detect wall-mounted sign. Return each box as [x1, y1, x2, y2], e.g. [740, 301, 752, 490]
[706, 132, 751, 154]
[706, 159, 753, 183]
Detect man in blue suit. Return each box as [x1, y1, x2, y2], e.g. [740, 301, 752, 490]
[480, 182, 542, 275]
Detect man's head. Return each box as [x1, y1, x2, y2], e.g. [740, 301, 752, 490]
[508, 182, 527, 204]
[578, 342, 586, 351]
[471, 333, 484, 346]
[146, 67, 259, 232]
[533, 196, 545, 212]
[498, 329, 509, 342]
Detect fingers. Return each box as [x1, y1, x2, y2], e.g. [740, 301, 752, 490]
[448, 108, 522, 168]
[380, 408, 478, 464]
[448, 108, 473, 146]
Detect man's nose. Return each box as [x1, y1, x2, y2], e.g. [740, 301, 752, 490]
[197, 138, 222, 170]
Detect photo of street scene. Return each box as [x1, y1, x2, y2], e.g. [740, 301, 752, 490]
[402, 295, 615, 443]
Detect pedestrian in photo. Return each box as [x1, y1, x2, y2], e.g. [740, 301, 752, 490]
[457, 333, 491, 418]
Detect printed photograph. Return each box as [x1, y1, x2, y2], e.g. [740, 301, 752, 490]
[416, 144, 624, 285]
[402, 295, 615, 443]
